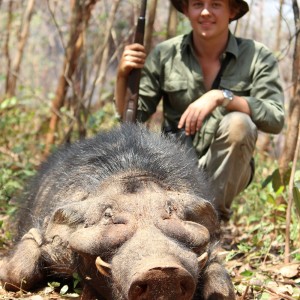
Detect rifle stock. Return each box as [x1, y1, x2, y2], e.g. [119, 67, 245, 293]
[122, 0, 147, 123]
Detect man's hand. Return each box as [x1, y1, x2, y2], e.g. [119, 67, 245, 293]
[115, 43, 146, 116]
[117, 43, 146, 78]
[178, 90, 224, 136]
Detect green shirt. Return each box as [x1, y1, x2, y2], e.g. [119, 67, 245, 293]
[137, 31, 285, 157]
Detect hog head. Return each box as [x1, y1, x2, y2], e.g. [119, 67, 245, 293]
[36, 171, 234, 300]
[0, 171, 235, 299]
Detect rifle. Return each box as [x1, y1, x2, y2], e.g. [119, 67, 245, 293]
[122, 0, 147, 123]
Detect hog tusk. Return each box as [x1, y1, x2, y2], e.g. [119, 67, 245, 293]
[197, 252, 208, 270]
[95, 256, 112, 277]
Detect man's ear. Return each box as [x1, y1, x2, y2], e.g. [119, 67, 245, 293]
[229, 7, 238, 22]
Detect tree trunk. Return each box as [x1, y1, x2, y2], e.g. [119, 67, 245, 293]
[45, 0, 98, 155]
[242, 0, 254, 37]
[257, 0, 286, 155]
[6, 0, 35, 97]
[279, 0, 300, 175]
[97, 0, 121, 98]
[167, 2, 177, 39]
[4, 0, 13, 97]
[144, 0, 157, 53]
[258, 0, 264, 41]
[276, 0, 284, 51]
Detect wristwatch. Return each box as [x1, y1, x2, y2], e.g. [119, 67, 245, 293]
[222, 89, 234, 107]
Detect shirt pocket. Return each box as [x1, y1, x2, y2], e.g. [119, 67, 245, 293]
[220, 79, 252, 96]
[162, 80, 189, 112]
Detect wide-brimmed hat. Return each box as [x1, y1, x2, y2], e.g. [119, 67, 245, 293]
[171, 0, 249, 21]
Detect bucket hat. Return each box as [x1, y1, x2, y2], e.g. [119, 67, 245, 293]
[170, 0, 249, 21]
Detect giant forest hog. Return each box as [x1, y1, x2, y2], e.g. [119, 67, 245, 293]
[0, 124, 235, 300]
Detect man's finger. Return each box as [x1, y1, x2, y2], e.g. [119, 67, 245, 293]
[178, 110, 188, 129]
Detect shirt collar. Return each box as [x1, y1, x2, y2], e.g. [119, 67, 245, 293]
[226, 31, 239, 58]
[182, 30, 239, 59]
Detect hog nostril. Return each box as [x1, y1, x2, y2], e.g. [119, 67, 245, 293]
[134, 284, 148, 297]
[129, 282, 150, 299]
[128, 267, 196, 300]
[180, 282, 187, 296]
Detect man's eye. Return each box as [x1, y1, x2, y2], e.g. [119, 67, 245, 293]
[193, 2, 203, 8]
[212, 2, 221, 8]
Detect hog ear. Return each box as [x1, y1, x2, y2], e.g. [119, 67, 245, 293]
[187, 199, 220, 238]
[51, 206, 85, 226]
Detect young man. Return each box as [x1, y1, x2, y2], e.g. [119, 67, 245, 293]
[115, 0, 285, 221]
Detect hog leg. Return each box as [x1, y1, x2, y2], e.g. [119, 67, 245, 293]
[0, 228, 45, 291]
[201, 261, 236, 300]
[80, 284, 98, 300]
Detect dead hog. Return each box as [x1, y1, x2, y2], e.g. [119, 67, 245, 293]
[0, 123, 235, 300]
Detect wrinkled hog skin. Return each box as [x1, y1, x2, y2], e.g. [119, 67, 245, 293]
[0, 124, 235, 300]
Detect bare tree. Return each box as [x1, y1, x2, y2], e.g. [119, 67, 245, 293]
[258, 0, 264, 41]
[5, 0, 35, 97]
[255, 0, 286, 156]
[144, 0, 157, 53]
[3, 0, 13, 96]
[279, 0, 300, 175]
[276, 0, 285, 51]
[97, 0, 121, 98]
[167, 2, 178, 39]
[279, 0, 300, 263]
[45, 0, 98, 155]
[241, 0, 254, 37]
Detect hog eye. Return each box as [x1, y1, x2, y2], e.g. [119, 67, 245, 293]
[102, 207, 113, 224]
[104, 208, 113, 218]
[101, 207, 129, 226]
[166, 201, 177, 216]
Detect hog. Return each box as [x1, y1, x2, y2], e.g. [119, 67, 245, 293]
[0, 123, 235, 300]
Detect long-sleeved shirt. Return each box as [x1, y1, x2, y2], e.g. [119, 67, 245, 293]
[137, 31, 285, 157]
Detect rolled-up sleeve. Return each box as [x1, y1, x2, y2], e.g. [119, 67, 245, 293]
[244, 46, 285, 134]
[137, 47, 163, 123]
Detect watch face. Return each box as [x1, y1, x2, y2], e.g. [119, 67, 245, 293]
[223, 89, 233, 100]
[222, 89, 233, 107]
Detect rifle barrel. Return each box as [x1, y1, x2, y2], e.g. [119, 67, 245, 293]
[139, 0, 147, 18]
[123, 0, 147, 123]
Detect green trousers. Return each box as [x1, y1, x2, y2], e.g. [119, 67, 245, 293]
[198, 112, 258, 221]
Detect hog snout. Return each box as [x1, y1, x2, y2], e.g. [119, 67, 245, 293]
[128, 266, 195, 300]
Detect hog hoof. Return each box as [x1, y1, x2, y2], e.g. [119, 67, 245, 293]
[201, 262, 236, 300]
[21, 228, 43, 245]
[80, 284, 98, 300]
[0, 228, 44, 291]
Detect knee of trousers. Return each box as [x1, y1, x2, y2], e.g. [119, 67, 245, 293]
[219, 112, 258, 146]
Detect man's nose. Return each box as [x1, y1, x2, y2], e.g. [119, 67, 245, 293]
[201, 6, 211, 16]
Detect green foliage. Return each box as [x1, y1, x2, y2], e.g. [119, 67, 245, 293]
[230, 154, 300, 298]
[0, 96, 44, 245]
[0, 96, 43, 208]
[0, 166, 35, 206]
[0, 96, 48, 154]
[47, 273, 82, 297]
[87, 103, 119, 136]
[233, 155, 299, 243]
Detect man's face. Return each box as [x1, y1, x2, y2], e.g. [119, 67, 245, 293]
[183, 0, 235, 40]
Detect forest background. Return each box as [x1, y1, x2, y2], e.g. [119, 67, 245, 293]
[0, 0, 300, 299]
